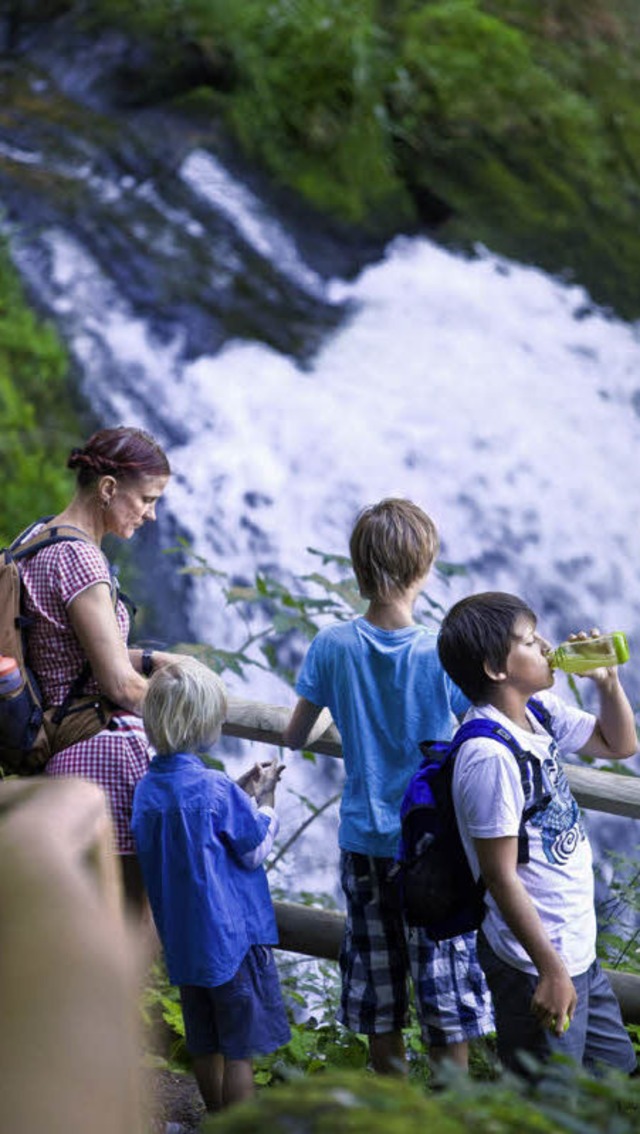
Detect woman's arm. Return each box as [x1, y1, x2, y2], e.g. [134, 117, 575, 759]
[68, 584, 148, 713]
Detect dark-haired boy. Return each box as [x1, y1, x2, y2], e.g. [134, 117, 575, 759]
[438, 591, 638, 1076]
[284, 499, 494, 1075]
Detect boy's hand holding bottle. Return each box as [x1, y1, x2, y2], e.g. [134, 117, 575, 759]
[547, 628, 629, 680]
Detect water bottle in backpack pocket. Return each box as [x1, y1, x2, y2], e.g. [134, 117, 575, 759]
[0, 655, 45, 765]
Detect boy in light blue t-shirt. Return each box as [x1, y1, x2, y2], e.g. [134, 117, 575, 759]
[284, 498, 494, 1074]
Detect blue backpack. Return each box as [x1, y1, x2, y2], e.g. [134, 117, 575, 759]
[394, 698, 554, 941]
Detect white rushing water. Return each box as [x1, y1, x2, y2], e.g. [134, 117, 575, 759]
[170, 235, 640, 654]
[19, 154, 640, 901]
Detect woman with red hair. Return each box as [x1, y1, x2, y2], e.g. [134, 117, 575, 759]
[18, 425, 183, 910]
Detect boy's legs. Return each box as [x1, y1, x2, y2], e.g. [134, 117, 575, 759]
[568, 959, 636, 1075]
[477, 933, 636, 1076]
[410, 930, 495, 1072]
[222, 1059, 255, 1107]
[338, 852, 411, 1075]
[477, 929, 555, 1073]
[191, 1052, 225, 1111]
[180, 946, 291, 1110]
[191, 1053, 254, 1110]
[369, 1031, 407, 1075]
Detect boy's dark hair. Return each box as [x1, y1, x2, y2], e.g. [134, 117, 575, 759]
[437, 592, 537, 704]
[349, 498, 439, 601]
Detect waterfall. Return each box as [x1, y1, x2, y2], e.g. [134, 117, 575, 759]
[3, 53, 640, 902]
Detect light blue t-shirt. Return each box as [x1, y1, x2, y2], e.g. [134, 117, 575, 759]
[295, 617, 469, 857]
[132, 753, 279, 987]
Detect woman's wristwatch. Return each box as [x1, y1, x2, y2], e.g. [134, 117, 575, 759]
[141, 649, 154, 678]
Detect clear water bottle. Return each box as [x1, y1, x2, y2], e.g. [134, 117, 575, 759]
[547, 632, 630, 675]
[0, 655, 21, 696]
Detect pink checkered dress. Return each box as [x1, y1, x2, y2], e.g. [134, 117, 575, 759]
[21, 530, 151, 854]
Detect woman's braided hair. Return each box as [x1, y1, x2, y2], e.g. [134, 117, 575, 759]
[68, 426, 170, 487]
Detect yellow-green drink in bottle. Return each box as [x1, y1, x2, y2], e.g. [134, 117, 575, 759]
[547, 632, 630, 675]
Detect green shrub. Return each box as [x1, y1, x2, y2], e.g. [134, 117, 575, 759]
[0, 243, 82, 545]
[201, 1063, 640, 1133]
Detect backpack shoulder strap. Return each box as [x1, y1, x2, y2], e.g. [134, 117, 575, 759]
[447, 717, 525, 758]
[441, 715, 553, 864]
[7, 521, 90, 563]
[5, 521, 121, 717]
[418, 718, 517, 761]
[527, 695, 554, 737]
[7, 521, 120, 608]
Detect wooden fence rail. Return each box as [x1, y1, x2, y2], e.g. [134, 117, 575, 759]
[224, 696, 640, 816]
[224, 696, 640, 1024]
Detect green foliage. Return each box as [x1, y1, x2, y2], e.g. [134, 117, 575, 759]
[172, 541, 462, 689]
[390, 0, 640, 303]
[395, 0, 597, 147]
[201, 1062, 640, 1133]
[596, 846, 640, 974]
[0, 241, 83, 545]
[216, 0, 411, 223]
[140, 960, 190, 1071]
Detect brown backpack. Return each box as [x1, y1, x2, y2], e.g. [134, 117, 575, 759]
[0, 519, 119, 776]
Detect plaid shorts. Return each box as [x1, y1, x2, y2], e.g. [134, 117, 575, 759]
[338, 851, 495, 1046]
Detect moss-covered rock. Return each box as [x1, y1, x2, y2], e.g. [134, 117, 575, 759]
[391, 0, 640, 316]
[9, 0, 640, 315]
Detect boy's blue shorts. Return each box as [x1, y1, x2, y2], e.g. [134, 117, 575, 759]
[477, 931, 637, 1075]
[179, 945, 291, 1060]
[338, 851, 494, 1046]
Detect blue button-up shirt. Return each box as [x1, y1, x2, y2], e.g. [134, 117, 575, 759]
[132, 753, 279, 986]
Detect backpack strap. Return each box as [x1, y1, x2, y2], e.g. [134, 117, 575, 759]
[425, 713, 554, 865]
[5, 520, 123, 722]
[7, 519, 93, 562]
[528, 695, 554, 735]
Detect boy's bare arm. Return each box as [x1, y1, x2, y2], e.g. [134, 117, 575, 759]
[475, 835, 577, 1034]
[578, 669, 638, 761]
[283, 698, 332, 750]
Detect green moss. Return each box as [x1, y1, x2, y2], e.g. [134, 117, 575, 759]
[25, 0, 640, 314]
[202, 0, 413, 226]
[386, 0, 640, 314]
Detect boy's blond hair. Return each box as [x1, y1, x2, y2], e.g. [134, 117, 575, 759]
[143, 657, 228, 756]
[349, 498, 440, 601]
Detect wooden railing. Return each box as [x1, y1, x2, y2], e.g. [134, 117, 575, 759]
[223, 697, 640, 1024]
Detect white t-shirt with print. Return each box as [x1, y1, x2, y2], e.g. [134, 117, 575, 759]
[452, 691, 596, 976]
